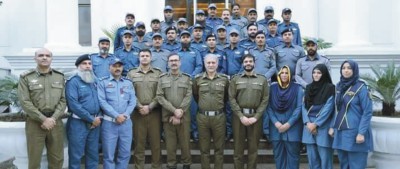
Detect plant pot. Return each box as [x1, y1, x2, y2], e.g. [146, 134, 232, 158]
[371, 116, 400, 169]
[0, 117, 68, 169]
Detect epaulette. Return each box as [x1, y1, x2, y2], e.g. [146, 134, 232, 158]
[128, 67, 139, 72]
[218, 73, 229, 79]
[159, 72, 168, 77]
[20, 69, 36, 77]
[52, 69, 64, 75]
[230, 74, 240, 79]
[182, 72, 191, 77]
[98, 76, 109, 81]
[152, 67, 162, 72]
[122, 77, 132, 82]
[194, 73, 203, 79]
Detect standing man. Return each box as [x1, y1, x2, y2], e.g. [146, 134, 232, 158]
[18, 48, 67, 169]
[150, 33, 170, 72]
[257, 6, 279, 28]
[114, 30, 141, 76]
[161, 5, 177, 36]
[215, 25, 230, 51]
[229, 54, 269, 169]
[240, 8, 268, 39]
[248, 31, 276, 81]
[274, 28, 306, 78]
[278, 8, 302, 46]
[189, 10, 213, 38]
[97, 58, 136, 169]
[177, 18, 189, 36]
[144, 18, 163, 42]
[230, 3, 248, 28]
[201, 33, 227, 74]
[176, 30, 203, 77]
[127, 49, 162, 169]
[295, 38, 331, 88]
[266, 19, 283, 48]
[114, 13, 136, 51]
[156, 53, 192, 169]
[190, 24, 208, 53]
[133, 21, 151, 50]
[91, 37, 116, 79]
[206, 3, 223, 31]
[162, 26, 181, 51]
[193, 54, 229, 169]
[66, 54, 101, 169]
[221, 9, 241, 35]
[239, 23, 258, 50]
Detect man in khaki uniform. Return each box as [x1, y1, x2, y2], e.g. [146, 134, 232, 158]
[127, 49, 162, 169]
[193, 54, 229, 169]
[229, 54, 270, 169]
[156, 53, 192, 169]
[17, 48, 67, 169]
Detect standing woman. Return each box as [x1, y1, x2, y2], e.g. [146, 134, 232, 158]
[302, 64, 335, 169]
[329, 60, 373, 169]
[268, 65, 303, 169]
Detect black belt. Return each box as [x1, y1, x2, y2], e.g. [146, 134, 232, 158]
[42, 112, 54, 117]
[242, 108, 256, 115]
[199, 110, 223, 116]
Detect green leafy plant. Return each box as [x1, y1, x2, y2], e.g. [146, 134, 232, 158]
[360, 62, 400, 116]
[101, 24, 123, 50]
[302, 37, 333, 50]
[0, 75, 20, 112]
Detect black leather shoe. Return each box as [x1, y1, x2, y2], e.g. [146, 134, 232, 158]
[191, 132, 199, 142]
[225, 134, 233, 141]
[300, 144, 307, 154]
[183, 165, 190, 169]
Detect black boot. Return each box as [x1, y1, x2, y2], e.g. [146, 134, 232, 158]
[183, 165, 190, 169]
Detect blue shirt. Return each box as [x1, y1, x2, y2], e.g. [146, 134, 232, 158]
[239, 38, 256, 50]
[278, 22, 302, 46]
[249, 46, 277, 79]
[188, 24, 214, 41]
[230, 16, 248, 28]
[295, 54, 331, 88]
[240, 24, 268, 39]
[175, 47, 203, 77]
[206, 17, 223, 31]
[161, 20, 177, 36]
[144, 31, 165, 42]
[114, 46, 141, 76]
[90, 53, 116, 79]
[66, 75, 100, 123]
[266, 33, 283, 48]
[216, 39, 229, 51]
[132, 36, 152, 50]
[200, 48, 227, 74]
[224, 45, 245, 76]
[114, 26, 135, 51]
[97, 76, 136, 118]
[274, 44, 306, 77]
[191, 40, 208, 53]
[162, 41, 180, 51]
[150, 47, 170, 72]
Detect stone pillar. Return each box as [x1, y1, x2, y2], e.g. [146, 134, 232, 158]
[44, 0, 81, 52]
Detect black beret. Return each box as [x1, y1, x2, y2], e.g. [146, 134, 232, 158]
[281, 28, 293, 35]
[75, 54, 91, 67]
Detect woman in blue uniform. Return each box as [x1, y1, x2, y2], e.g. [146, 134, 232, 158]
[302, 64, 335, 169]
[329, 60, 373, 169]
[267, 65, 303, 169]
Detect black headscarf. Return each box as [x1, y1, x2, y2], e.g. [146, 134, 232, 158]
[336, 60, 360, 108]
[304, 64, 335, 109]
[270, 66, 299, 112]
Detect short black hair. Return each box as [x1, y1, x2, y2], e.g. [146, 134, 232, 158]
[242, 54, 255, 63]
[167, 53, 180, 60]
[231, 3, 240, 9]
[139, 48, 152, 56]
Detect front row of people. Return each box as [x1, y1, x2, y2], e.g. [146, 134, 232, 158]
[18, 48, 373, 169]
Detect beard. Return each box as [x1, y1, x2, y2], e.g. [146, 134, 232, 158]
[136, 30, 145, 36]
[307, 49, 316, 56]
[99, 47, 109, 55]
[77, 69, 96, 83]
[181, 42, 191, 49]
[243, 65, 254, 72]
[249, 33, 256, 38]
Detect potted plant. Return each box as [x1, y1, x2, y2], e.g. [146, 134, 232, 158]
[0, 76, 69, 169]
[360, 61, 400, 169]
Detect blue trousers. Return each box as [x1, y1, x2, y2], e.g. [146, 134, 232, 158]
[101, 120, 132, 169]
[262, 109, 270, 135]
[337, 149, 368, 169]
[225, 101, 232, 136]
[306, 144, 333, 169]
[190, 98, 198, 136]
[67, 117, 100, 169]
[272, 141, 301, 169]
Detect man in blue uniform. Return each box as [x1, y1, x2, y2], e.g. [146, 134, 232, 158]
[249, 31, 276, 81]
[177, 18, 189, 37]
[97, 58, 136, 169]
[162, 26, 181, 51]
[114, 30, 141, 76]
[201, 33, 227, 74]
[278, 8, 302, 46]
[189, 10, 213, 39]
[230, 3, 248, 28]
[274, 28, 306, 78]
[150, 33, 170, 72]
[91, 37, 116, 79]
[133, 21, 151, 50]
[257, 6, 280, 28]
[206, 3, 223, 31]
[221, 9, 241, 35]
[161, 5, 177, 37]
[239, 23, 258, 50]
[144, 18, 164, 42]
[266, 19, 283, 48]
[176, 30, 203, 77]
[114, 13, 136, 51]
[240, 8, 268, 39]
[215, 25, 230, 51]
[190, 24, 208, 53]
[66, 54, 102, 169]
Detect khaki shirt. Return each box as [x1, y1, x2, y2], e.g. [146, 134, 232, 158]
[193, 72, 229, 112]
[17, 68, 67, 122]
[156, 72, 192, 122]
[229, 72, 269, 120]
[127, 66, 162, 110]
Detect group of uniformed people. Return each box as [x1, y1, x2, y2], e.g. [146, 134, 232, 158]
[16, 3, 373, 169]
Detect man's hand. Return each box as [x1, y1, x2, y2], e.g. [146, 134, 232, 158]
[41, 118, 56, 130]
[139, 105, 150, 115]
[240, 116, 251, 126]
[91, 117, 102, 128]
[169, 116, 181, 125]
[115, 114, 127, 124]
[174, 109, 184, 118]
[248, 117, 258, 125]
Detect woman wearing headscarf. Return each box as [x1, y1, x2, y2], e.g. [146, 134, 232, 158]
[329, 60, 373, 169]
[267, 65, 303, 169]
[302, 64, 335, 169]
